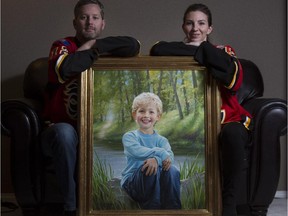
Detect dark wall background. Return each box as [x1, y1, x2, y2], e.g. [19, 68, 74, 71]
[1, 0, 287, 193]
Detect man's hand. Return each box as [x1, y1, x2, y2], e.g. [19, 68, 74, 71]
[142, 158, 158, 176]
[77, 39, 97, 51]
[162, 157, 171, 171]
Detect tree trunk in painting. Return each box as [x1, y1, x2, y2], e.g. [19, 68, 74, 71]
[170, 71, 184, 120]
[181, 71, 190, 116]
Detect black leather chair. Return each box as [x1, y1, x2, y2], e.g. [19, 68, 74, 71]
[234, 59, 287, 215]
[1, 57, 287, 216]
[1, 57, 64, 216]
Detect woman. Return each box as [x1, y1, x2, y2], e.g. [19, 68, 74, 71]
[150, 4, 252, 216]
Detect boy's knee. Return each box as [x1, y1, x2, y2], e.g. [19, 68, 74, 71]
[163, 165, 180, 178]
[170, 165, 179, 173]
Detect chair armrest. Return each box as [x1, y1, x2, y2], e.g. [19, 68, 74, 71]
[244, 98, 287, 135]
[1, 98, 44, 208]
[242, 98, 287, 206]
[2, 98, 43, 135]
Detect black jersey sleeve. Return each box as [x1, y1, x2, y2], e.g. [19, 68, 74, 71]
[59, 49, 98, 81]
[96, 36, 140, 57]
[194, 41, 238, 87]
[60, 36, 140, 81]
[150, 41, 197, 56]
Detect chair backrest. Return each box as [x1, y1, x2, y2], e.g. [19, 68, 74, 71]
[22, 57, 263, 105]
[23, 57, 49, 101]
[237, 59, 264, 104]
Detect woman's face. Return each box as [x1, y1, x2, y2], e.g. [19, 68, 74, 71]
[182, 10, 212, 44]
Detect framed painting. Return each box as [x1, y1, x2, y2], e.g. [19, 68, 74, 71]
[78, 56, 221, 216]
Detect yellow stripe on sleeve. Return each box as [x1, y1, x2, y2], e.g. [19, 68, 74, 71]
[55, 54, 68, 84]
[225, 61, 238, 89]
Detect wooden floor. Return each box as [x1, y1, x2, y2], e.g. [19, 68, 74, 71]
[1, 193, 287, 216]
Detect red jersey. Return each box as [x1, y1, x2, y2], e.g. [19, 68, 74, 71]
[216, 46, 252, 129]
[150, 41, 253, 129]
[42, 37, 80, 128]
[42, 36, 140, 128]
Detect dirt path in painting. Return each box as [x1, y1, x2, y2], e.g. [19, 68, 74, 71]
[96, 121, 113, 139]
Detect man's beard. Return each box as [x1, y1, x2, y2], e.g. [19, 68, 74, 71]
[82, 29, 102, 40]
[83, 32, 99, 40]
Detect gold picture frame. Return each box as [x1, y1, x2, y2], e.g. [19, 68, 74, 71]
[78, 56, 221, 216]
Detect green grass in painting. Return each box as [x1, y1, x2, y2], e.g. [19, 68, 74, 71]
[179, 154, 205, 209]
[156, 110, 205, 152]
[92, 154, 127, 210]
[92, 153, 205, 210]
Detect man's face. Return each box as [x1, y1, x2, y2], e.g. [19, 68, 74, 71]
[73, 3, 105, 42]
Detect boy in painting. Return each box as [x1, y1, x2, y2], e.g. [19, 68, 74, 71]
[120, 92, 181, 209]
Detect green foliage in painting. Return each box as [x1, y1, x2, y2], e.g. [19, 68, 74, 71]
[93, 69, 205, 153]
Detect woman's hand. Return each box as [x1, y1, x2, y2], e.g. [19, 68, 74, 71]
[142, 158, 158, 176]
[162, 157, 171, 171]
[185, 41, 203, 47]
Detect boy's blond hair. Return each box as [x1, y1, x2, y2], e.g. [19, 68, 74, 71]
[132, 92, 163, 115]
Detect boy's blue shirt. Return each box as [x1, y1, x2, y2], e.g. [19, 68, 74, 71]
[120, 129, 174, 187]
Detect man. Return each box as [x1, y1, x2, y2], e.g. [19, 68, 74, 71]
[41, 1, 140, 215]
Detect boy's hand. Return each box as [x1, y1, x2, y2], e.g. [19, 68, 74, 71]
[162, 157, 171, 171]
[142, 158, 158, 176]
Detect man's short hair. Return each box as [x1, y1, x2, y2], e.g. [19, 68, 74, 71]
[74, 0, 104, 19]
